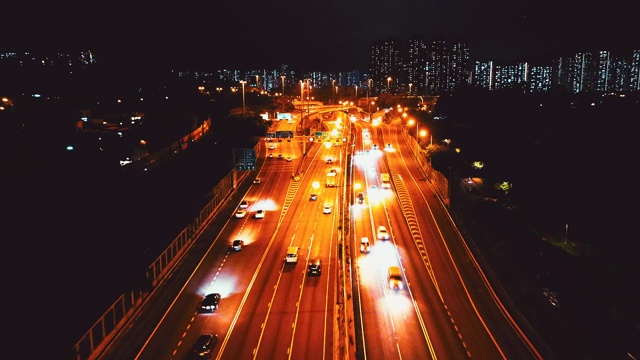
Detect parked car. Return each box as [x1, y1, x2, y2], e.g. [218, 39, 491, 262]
[199, 293, 221, 313]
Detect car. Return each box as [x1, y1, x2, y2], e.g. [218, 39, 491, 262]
[372, 144, 378, 150]
[278, 154, 283, 159]
[268, 144, 276, 150]
[307, 258, 322, 276]
[199, 293, 221, 313]
[355, 150, 363, 155]
[386, 143, 392, 148]
[326, 158, 333, 164]
[329, 168, 337, 174]
[377, 225, 390, 240]
[360, 237, 371, 253]
[235, 209, 247, 218]
[253, 178, 261, 184]
[231, 239, 244, 251]
[357, 192, 365, 203]
[239, 200, 249, 209]
[323, 205, 332, 214]
[309, 193, 318, 201]
[286, 156, 293, 162]
[268, 153, 274, 158]
[191, 334, 218, 358]
[254, 209, 265, 219]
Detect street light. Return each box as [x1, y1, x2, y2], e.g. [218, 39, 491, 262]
[255, 75, 260, 89]
[387, 76, 392, 94]
[239, 80, 247, 115]
[409, 83, 413, 95]
[367, 79, 372, 115]
[355, 85, 358, 105]
[332, 79, 336, 104]
[281, 75, 286, 112]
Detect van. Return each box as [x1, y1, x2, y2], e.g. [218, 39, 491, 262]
[388, 266, 403, 290]
[285, 246, 299, 263]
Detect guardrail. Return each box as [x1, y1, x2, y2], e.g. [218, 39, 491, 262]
[73, 130, 257, 360]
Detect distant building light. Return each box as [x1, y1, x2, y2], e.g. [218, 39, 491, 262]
[32, 94, 41, 98]
[81, 117, 88, 122]
[66, 145, 74, 151]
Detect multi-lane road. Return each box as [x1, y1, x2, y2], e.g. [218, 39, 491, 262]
[102, 109, 550, 360]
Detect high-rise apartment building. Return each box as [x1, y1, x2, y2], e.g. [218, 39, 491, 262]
[369, 38, 402, 94]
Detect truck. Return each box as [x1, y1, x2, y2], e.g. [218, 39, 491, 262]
[388, 266, 403, 290]
[326, 171, 337, 187]
[380, 172, 391, 189]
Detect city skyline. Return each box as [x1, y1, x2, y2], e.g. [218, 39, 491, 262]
[5, 0, 639, 72]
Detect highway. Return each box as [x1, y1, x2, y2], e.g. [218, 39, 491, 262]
[101, 109, 547, 360]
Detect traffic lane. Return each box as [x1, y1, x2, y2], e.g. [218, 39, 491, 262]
[411, 170, 541, 358]
[218, 179, 326, 359]
[390, 127, 535, 358]
[291, 194, 338, 360]
[135, 207, 280, 360]
[255, 189, 336, 359]
[385, 128, 500, 358]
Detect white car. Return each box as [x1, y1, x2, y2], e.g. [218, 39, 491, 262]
[239, 200, 249, 209]
[235, 209, 247, 218]
[254, 209, 265, 219]
[253, 178, 261, 184]
[377, 225, 390, 240]
[323, 205, 332, 214]
[286, 156, 293, 162]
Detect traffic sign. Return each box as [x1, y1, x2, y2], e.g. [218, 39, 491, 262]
[234, 148, 256, 170]
[275, 130, 294, 138]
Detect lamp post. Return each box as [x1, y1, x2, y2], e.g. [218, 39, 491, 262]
[367, 79, 372, 115]
[332, 79, 336, 104]
[409, 83, 413, 96]
[355, 85, 358, 105]
[300, 81, 304, 131]
[387, 76, 392, 94]
[239, 80, 247, 115]
[281, 75, 286, 112]
[255, 75, 260, 89]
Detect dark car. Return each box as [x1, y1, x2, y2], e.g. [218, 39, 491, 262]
[231, 240, 244, 251]
[310, 193, 318, 201]
[307, 258, 322, 276]
[199, 293, 221, 313]
[191, 334, 218, 358]
[357, 192, 365, 203]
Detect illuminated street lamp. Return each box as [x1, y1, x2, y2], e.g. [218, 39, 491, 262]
[355, 85, 358, 104]
[387, 76, 392, 94]
[281, 75, 286, 112]
[239, 80, 247, 115]
[367, 79, 372, 114]
[332, 79, 336, 104]
[255, 75, 260, 89]
[408, 83, 413, 95]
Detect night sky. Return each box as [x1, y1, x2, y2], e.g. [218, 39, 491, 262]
[5, 1, 640, 70]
